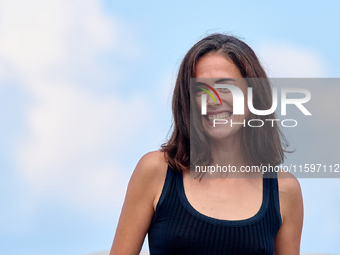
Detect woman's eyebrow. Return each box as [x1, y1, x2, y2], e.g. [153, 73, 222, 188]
[194, 82, 207, 86]
[215, 78, 236, 83]
[195, 78, 237, 86]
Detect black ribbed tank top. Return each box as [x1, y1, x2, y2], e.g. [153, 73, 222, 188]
[148, 166, 282, 255]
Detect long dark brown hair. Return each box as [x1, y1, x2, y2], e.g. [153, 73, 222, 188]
[161, 33, 289, 172]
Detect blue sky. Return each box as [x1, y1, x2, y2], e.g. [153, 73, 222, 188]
[0, 0, 339, 254]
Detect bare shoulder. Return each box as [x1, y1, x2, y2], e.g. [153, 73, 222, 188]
[276, 171, 303, 224]
[110, 151, 168, 255]
[133, 150, 168, 182]
[131, 150, 169, 208]
[274, 172, 303, 254]
[277, 171, 302, 198]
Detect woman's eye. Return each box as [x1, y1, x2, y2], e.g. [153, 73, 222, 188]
[195, 87, 206, 96]
[217, 88, 230, 93]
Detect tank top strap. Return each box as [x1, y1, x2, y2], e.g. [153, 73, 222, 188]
[267, 171, 282, 227]
[151, 165, 176, 225]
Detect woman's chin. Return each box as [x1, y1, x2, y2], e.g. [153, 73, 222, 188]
[204, 130, 234, 141]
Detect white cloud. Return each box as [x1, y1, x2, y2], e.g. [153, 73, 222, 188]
[309, 86, 340, 129]
[157, 71, 175, 110]
[255, 41, 326, 77]
[0, 0, 115, 75]
[0, 61, 4, 79]
[16, 79, 149, 207]
[0, 0, 150, 214]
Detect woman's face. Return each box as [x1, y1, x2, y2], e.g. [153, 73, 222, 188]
[194, 53, 250, 141]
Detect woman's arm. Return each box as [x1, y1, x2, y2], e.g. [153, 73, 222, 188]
[274, 172, 304, 255]
[109, 151, 168, 255]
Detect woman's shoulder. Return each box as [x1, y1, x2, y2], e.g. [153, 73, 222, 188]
[130, 151, 169, 207]
[276, 171, 302, 198]
[276, 171, 303, 225]
[135, 150, 169, 178]
[274, 172, 303, 253]
[110, 151, 168, 254]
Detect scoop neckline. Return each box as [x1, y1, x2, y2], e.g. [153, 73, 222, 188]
[176, 169, 270, 227]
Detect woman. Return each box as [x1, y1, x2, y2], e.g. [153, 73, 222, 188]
[110, 33, 303, 255]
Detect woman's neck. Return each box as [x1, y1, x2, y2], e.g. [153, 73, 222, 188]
[207, 131, 250, 177]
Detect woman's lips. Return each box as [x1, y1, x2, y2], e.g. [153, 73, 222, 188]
[204, 111, 233, 126]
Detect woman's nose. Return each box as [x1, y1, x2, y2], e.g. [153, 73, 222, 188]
[206, 90, 220, 106]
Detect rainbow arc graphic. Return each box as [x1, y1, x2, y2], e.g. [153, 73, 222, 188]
[198, 84, 222, 105]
